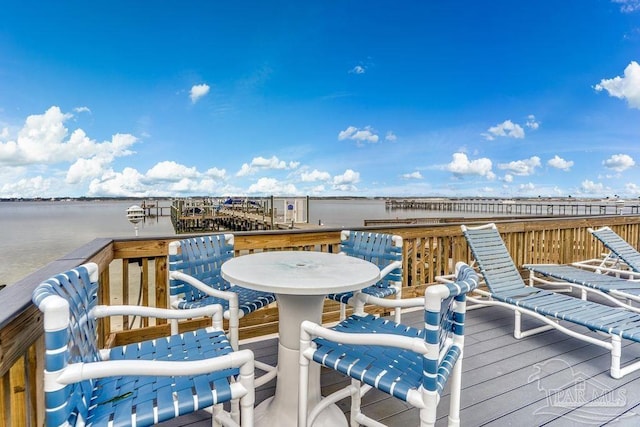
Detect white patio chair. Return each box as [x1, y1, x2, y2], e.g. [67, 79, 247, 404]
[33, 262, 255, 426]
[326, 230, 404, 322]
[299, 262, 478, 427]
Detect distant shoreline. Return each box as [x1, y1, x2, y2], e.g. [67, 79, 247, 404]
[0, 195, 628, 203]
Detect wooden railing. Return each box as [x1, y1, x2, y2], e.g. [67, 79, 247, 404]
[3, 215, 640, 425]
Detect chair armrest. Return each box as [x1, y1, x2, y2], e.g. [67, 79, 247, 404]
[300, 320, 428, 354]
[170, 271, 237, 300]
[379, 260, 402, 280]
[92, 304, 224, 321]
[434, 273, 456, 284]
[56, 349, 254, 384]
[354, 293, 423, 309]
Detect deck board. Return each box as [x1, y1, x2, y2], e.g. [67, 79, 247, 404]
[158, 303, 640, 426]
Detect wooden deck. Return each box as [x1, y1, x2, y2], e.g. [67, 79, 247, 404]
[159, 300, 640, 426]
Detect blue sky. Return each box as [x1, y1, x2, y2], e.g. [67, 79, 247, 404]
[1, 0, 639, 199]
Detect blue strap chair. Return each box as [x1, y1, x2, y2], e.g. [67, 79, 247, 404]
[168, 233, 277, 386]
[587, 226, 640, 273]
[32, 262, 255, 427]
[299, 262, 478, 427]
[326, 230, 404, 322]
[456, 222, 640, 379]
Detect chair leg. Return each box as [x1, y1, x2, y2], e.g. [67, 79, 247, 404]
[349, 378, 362, 427]
[211, 404, 224, 427]
[394, 290, 402, 323]
[227, 296, 240, 350]
[299, 331, 311, 427]
[237, 349, 255, 426]
[340, 302, 347, 320]
[170, 318, 179, 335]
[447, 356, 463, 427]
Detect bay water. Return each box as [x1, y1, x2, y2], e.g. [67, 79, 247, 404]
[3, 197, 623, 286]
[0, 198, 438, 286]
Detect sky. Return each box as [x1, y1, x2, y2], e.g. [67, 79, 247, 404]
[1, 1, 640, 199]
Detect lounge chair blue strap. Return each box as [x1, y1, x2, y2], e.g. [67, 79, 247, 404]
[326, 230, 404, 322]
[32, 263, 255, 427]
[525, 264, 640, 309]
[299, 262, 478, 427]
[589, 226, 640, 272]
[460, 223, 640, 379]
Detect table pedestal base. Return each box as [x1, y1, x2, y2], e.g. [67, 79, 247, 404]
[254, 321, 348, 426]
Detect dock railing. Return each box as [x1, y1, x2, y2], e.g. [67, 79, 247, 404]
[3, 215, 640, 425]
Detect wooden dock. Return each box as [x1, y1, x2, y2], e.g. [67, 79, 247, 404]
[385, 198, 636, 216]
[170, 197, 313, 233]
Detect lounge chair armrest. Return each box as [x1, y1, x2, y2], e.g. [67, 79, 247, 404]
[170, 271, 237, 300]
[300, 320, 428, 354]
[56, 349, 254, 384]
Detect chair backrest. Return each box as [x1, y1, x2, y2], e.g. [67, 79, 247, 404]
[423, 262, 478, 394]
[168, 234, 235, 302]
[461, 223, 527, 295]
[32, 263, 101, 426]
[589, 226, 640, 272]
[340, 230, 402, 288]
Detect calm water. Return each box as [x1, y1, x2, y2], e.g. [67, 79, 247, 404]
[0, 200, 175, 285]
[1, 199, 422, 285]
[2, 198, 627, 285]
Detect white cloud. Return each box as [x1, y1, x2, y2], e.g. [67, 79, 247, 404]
[594, 61, 640, 109]
[332, 169, 360, 191]
[603, 153, 635, 172]
[247, 177, 297, 195]
[205, 167, 226, 179]
[145, 161, 200, 181]
[349, 65, 366, 74]
[236, 156, 296, 176]
[525, 114, 540, 130]
[402, 171, 423, 179]
[309, 184, 326, 194]
[503, 174, 513, 183]
[190, 83, 210, 103]
[518, 182, 536, 192]
[338, 126, 379, 144]
[446, 152, 495, 179]
[612, 0, 640, 13]
[88, 167, 147, 197]
[581, 179, 606, 194]
[385, 131, 397, 142]
[0, 106, 137, 168]
[301, 169, 331, 182]
[498, 156, 541, 176]
[483, 120, 525, 140]
[73, 106, 91, 114]
[548, 155, 574, 171]
[625, 182, 640, 194]
[66, 156, 112, 184]
[0, 176, 51, 198]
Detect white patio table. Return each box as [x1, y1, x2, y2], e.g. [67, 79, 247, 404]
[221, 250, 380, 427]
